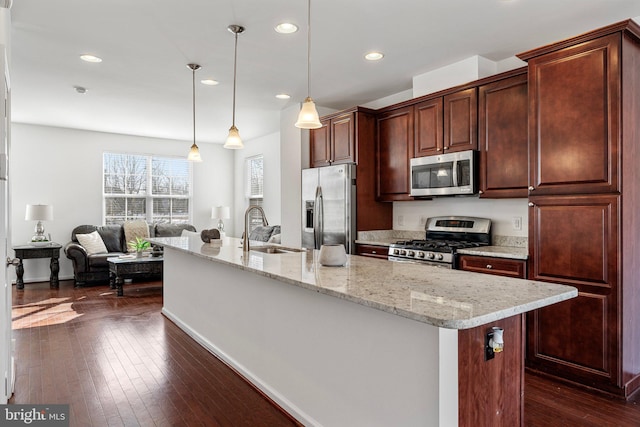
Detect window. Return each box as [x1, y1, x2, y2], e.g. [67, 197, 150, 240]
[103, 153, 192, 225]
[245, 155, 264, 232]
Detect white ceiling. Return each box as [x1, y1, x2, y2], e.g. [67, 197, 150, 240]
[9, 1, 640, 145]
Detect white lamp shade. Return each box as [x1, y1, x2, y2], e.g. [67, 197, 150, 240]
[295, 97, 322, 129]
[25, 204, 53, 221]
[187, 144, 202, 162]
[224, 125, 243, 149]
[211, 206, 230, 219]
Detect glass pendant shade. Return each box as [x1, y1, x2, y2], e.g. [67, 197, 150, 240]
[187, 143, 202, 161]
[295, 96, 322, 129]
[224, 125, 243, 149]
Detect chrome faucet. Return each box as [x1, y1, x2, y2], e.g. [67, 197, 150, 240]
[243, 206, 269, 252]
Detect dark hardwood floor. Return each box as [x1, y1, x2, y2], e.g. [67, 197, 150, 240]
[9, 280, 299, 427]
[9, 280, 640, 426]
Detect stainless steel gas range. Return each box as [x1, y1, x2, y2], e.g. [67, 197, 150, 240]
[388, 216, 491, 268]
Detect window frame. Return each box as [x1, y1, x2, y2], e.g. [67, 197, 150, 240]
[245, 155, 264, 232]
[103, 152, 193, 225]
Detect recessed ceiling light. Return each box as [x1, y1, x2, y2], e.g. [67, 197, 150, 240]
[364, 52, 384, 61]
[80, 54, 102, 63]
[201, 79, 219, 86]
[73, 86, 87, 94]
[276, 93, 291, 99]
[275, 22, 298, 34]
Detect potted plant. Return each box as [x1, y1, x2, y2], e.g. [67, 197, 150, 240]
[128, 237, 151, 257]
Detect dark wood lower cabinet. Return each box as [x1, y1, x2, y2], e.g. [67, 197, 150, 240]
[355, 244, 388, 259]
[458, 255, 526, 279]
[459, 314, 524, 426]
[526, 194, 629, 396]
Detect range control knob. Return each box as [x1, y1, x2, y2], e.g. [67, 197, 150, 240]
[427, 252, 435, 260]
[407, 251, 415, 257]
[393, 249, 400, 255]
[436, 253, 444, 261]
[417, 251, 425, 258]
[399, 250, 406, 256]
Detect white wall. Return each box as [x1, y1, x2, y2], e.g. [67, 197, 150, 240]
[280, 104, 303, 248]
[10, 123, 233, 282]
[232, 131, 281, 238]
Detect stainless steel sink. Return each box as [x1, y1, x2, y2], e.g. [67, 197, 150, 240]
[250, 245, 305, 254]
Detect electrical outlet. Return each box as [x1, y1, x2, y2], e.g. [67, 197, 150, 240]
[512, 216, 522, 231]
[398, 215, 404, 226]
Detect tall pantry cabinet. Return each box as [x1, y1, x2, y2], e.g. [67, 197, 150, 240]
[518, 20, 640, 398]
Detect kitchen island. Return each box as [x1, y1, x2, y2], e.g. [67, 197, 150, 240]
[152, 236, 576, 427]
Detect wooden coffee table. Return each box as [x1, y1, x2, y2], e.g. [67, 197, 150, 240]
[107, 255, 163, 296]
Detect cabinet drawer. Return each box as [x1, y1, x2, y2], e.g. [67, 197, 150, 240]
[356, 244, 388, 259]
[458, 255, 526, 278]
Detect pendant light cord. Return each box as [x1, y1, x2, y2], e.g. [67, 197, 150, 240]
[192, 67, 196, 144]
[306, 0, 311, 97]
[232, 31, 238, 126]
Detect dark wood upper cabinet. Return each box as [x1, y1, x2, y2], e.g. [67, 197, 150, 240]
[444, 88, 477, 153]
[478, 72, 529, 198]
[376, 106, 414, 201]
[310, 109, 364, 167]
[414, 98, 443, 157]
[526, 34, 620, 196]
[310, 120, 330, 167]
[330, 113, 356, 164]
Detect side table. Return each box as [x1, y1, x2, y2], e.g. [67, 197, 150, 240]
[13, 243, 62, 289]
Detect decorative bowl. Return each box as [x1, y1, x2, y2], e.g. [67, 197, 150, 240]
[30, 241, 51, 247]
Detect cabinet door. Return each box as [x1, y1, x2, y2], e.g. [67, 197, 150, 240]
[444, 88, 477, 153]
[478, 73, 529, 198]
[331, 112, 355, 164]
[414, 98, 443, 157]
[356, 244, 388, 259]
[458, 255, 526, 279]
[528, 34, 620, 195]
[310, 120, 330, 167]
[376, 106, 414, 201]
[527, 194, 619, 389]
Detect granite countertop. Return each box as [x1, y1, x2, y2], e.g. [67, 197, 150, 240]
[151, 236, 575, 330]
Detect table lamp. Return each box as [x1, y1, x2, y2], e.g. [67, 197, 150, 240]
[25, 204, 53, 243]
[211, 206, 230, 235]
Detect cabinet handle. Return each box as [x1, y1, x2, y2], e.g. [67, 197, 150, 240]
[436, 148, 441, 151]
[528, 202, 534, 207]
[372, 250, 377, 254]
[486, 264, 492, 269]
[478, 190, 483, 194]
[528, 186, 534, 191]
[443, 146, 449, 150]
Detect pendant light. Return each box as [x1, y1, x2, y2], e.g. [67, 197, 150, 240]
[224, 25, 245, 149]
[187, 63, 203, 162]
[295, 0, 322, 129]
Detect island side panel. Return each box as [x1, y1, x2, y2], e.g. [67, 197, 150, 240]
[161, 247, 457, 427]
[458, 314, 524, 427]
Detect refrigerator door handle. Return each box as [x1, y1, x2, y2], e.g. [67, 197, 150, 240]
[314, 186, 324, 249]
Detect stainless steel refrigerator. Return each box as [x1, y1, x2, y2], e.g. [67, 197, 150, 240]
[302, 164, 356, 254]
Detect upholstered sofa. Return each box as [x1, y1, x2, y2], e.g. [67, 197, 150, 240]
[64, 223, 196, 286]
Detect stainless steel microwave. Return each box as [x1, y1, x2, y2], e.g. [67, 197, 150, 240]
[410, 150, 477, 197]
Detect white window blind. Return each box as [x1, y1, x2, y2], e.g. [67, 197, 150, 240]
[103, 153, 192, 225]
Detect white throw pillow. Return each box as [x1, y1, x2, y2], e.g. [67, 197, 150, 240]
[76, 230, 108, 255]
[181, 229, 200, 238]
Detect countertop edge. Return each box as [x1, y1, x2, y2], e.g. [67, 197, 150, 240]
[152, 237, 574, 330]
